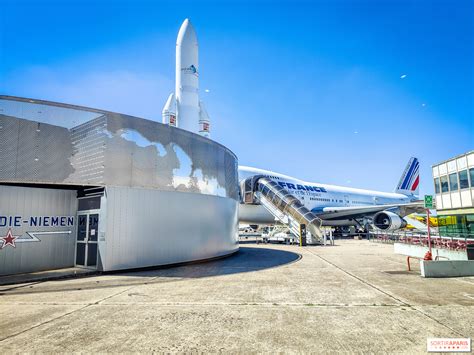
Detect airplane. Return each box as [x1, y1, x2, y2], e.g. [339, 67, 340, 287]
[238, 157, 425, 233]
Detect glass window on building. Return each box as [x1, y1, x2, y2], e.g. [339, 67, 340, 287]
[459, 170, 469, 189]
[438, 214, 474, 239]
[467, 214, 474, 238]
[449, 173, 458, 191]
[434, 177, 440, 194]
[470, 168, 474, 188]
[440, 175, 449, 193]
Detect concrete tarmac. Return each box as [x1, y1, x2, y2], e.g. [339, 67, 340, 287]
[0, 240, 473, 353]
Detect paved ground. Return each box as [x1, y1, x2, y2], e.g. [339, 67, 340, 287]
[0, 267, 96, 286]
[0, 240, 473, 353]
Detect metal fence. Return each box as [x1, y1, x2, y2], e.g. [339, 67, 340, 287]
[369, 230, 473, 251]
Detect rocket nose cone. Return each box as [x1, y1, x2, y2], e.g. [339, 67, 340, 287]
[177, 18, 197, 46]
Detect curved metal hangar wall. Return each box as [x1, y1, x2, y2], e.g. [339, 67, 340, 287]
[0, 96, 239, 276]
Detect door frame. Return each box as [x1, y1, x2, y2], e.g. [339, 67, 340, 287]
[344, 195, 350, 207]
[75, 209, 100, 269]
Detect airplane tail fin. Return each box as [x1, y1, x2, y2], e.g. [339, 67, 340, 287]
[395, 157, 420, 196]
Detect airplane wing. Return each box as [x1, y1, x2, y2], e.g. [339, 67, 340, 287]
[314, 201, 426, 220]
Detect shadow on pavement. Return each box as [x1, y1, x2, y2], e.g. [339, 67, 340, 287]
[0, 246, 301, 295]
[118, 246, 302, 278]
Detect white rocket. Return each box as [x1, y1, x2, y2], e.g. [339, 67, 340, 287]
[162, 19, 210, 138]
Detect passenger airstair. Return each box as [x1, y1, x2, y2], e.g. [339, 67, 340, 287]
[241, 175, 324, 244]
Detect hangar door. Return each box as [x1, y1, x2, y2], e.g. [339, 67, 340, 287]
[75, 213, 99, 268]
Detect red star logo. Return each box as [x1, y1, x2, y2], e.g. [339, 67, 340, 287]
[1, 229, 18, 249]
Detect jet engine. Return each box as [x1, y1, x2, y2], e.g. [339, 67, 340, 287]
[373, 211, 407, 231]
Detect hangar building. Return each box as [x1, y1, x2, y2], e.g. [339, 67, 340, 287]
[0, 95, 239, 276]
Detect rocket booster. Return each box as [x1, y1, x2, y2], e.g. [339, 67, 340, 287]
[162, 93, 177, 126]
[198, 101, 210, 138]
[162, 19, 211, 138]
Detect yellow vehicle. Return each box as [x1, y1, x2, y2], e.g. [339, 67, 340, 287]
[404, 213, 438, 229]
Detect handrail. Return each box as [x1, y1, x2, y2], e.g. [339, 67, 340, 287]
[240, 175, 324, 242]
[406, 256, 423, 271]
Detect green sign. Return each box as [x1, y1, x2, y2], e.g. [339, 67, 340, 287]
[424, 195, 433, 209]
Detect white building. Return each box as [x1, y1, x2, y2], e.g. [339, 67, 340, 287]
[432, 151, 474, 238]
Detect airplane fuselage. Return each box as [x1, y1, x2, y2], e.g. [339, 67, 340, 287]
[238, 166, 415, 225]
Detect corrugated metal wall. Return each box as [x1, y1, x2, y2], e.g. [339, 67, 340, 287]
[0, 185, 77, 276]
[101, 186, 239, 271]
[0, 97, 240, 275]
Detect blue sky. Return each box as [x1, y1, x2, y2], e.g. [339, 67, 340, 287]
[1, 0, 473, 196]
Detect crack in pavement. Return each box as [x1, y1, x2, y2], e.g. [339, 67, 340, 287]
[303, 248, 466, 338]
[0, 281, 44, 293]
[0, 275, 163, 343]
[0, 302, 403, 307]
[0, 245, 469, 345]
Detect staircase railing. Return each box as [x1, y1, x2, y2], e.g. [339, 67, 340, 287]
[241, 175, 324, 243]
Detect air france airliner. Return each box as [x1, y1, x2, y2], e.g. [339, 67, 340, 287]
[238, 157, 424, 232]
